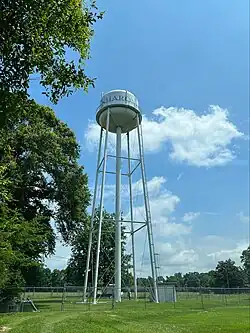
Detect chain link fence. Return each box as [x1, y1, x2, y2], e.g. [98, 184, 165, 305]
[1, 286, 249, 313]
[176, 287, 250, 310]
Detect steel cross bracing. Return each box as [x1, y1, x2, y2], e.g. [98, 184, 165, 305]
[83, 114, 159, 304]
[97, 155, 141, 177]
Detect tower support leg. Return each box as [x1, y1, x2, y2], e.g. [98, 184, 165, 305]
[93, 109, 110, 304]
[115, 126, 122, 302]
[83, 127, 103, 302]
[136, 115, 159, 303]
[127, 132, 138, 300]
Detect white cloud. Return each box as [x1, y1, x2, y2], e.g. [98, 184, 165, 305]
[182, 212, 200, 222]
[92, 176, 167, 202]
[155, 221, 191, 237]
[89, 175, 184, 237]
[47, 172, 248, 277]
[123, 176, 167, 199]
[123, 176, 193, 275]
[147, 237, 249, 276]
[207, 242, 248, 264]
[128, 177, 183, 236]
[85, 105, 244, 167]
[168, 250, 199, 267]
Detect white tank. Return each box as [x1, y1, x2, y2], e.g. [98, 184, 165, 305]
[96, 90, 142, 133]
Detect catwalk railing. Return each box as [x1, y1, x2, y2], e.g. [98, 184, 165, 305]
[1, 286, 249, 312]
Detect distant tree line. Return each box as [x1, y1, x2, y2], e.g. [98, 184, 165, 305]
[139, 250, 250, 289]
[22, 246, 250, 290]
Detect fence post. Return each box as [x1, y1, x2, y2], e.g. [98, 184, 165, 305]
[112, 286, 115, 310]
[200, 287, 204, 310]
[173, 286, 176, 309]
[61, 287, 65, 311]
[224, 288, 227, 306]
[88, 289, 91, 312]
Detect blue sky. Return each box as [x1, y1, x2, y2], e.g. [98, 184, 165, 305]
[30, 0, 249, 276]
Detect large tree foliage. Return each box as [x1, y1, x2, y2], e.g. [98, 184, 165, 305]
[22, 265, 52, 287]
[0, 0, 103, 103]
[0, 209, 49, 288]
[165, 273, 184, 287]
[241, 246, 250, 285]
[0, 163, 49, 305]
[183, 272, 201, 287]
[22, 265, 66, 287]
[214, 259, 245, 288]
[0, 0, 101, 307]
[66, 208, 132, 287]
[0, 165, 14, 288]
[0, 164, 28, 289]
[0, 96, 90, 292]
[51, 269, 66, 287]
[1, 95, 90, 247]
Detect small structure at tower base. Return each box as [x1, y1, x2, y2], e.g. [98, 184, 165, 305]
[150, 285, 176, 303]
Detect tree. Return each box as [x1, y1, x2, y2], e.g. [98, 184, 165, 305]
[22, 265, 52, 287]
[22, 265, 66, 287]
[0, 97, 90, 292]
[157, 276, 165, 284]
[0, 165, 13, 288]
[0, 163, 43, 291]
[66, 208, 132, 287]
[241, 246, 250, 285]
[0, 205, 52, 310]
[1, 96, 90, 246]
[183, 272, 200, 287]
[215, 259, 245, 288]
[0, 0, 104, 103]
[51, 269, 66, 287]
[165, 273, 184, 287]
[206, 270, 216, 288]
[173, 273, 184, 287]
[198, 272, 216, 287]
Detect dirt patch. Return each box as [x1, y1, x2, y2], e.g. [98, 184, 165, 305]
[0, 327, 11, 332]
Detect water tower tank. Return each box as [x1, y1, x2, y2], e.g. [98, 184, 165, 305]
[96, 90, 142, 133]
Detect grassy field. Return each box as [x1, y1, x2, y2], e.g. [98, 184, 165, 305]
[0, 294, 249, 332]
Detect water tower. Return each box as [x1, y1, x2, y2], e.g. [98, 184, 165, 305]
[83, 90, 159, 304]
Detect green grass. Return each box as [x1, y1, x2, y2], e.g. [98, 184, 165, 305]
[0, 296, 249, 332]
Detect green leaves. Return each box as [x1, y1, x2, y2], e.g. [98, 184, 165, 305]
[215, 259, 245, 288]
[241, 246, 250, 285]
[0, 0, 103, 103]
[0, 94, 90, 292]
[1, 94, 90, 246]
[0, 0, 99, 300]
